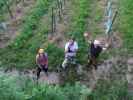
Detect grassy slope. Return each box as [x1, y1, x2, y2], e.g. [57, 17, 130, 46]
[68, 0, 90, 64]
[119, 0, 133, 55]
[0, 73, 131, 100]
[0, 0, 54, 69]
[0, 0, 90, 69]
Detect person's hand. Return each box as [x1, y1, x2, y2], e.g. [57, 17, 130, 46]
[102, 43, 109, 51]
[65, 48, 68, 53]
[88, 40, 92, 44]
[105, 43, 109, 48]
[102, 47, 107, 51]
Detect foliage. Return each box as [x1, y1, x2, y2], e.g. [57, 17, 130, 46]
[69, 0, 90, 64]
[0, 0, 53, 69]
[119, 0, 133, 55]
[0, 74, 91, 100]
[46, 43, 64, 70]
[0, 0, 90, 69]
[0, 73, 132, 100]
[11, 0, 51, 49]
[89, 79, 133, 100]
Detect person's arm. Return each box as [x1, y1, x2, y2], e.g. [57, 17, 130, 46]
[45, 53, 48, 66]
[88, 40, 92, 44]
[36, 54, 39, 64]
[36, 54, 41, 68]
[102, 43, 109, 51]
[75, 42, 78, 52]
[65, 43, 69, 53]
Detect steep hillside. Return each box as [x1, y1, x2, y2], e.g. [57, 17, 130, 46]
[0, 0, 133, 99]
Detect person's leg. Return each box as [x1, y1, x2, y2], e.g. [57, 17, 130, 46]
[37, 67, 41, 80]
[88, 58, 93, 65]
[92, 57, 97, 69]
[62, 58, 68, 69]
[87, 56, 93, 70]
[42, 66, 48, 76]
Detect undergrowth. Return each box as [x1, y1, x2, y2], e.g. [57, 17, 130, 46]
[0, 0, 55, 69]
[119, 0, 133, 55]
[0, 73, 132, 100]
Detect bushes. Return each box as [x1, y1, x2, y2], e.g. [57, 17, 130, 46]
[88, 80, 132, 100]
[46, 44, 64, 70]
[0, 73, 132, 100]
[0, 74, 91, 100]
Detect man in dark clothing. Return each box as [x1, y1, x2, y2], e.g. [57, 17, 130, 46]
[88, 40, 108, 69]
[84, 32, 109, 70]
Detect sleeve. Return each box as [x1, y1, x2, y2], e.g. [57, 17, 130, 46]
[65, 42, 69, 52]
[45, 53, 48, 57]
[36, 55, 39, 64]
[102, 47, 107, 51]
[75, 42, 78, 50]
[45, 53, 48, 65]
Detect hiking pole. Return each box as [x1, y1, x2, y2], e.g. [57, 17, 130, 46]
[107, 11, 118, 45]
[107, 10, 118, 35]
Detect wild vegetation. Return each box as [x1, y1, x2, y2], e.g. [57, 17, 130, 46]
[0, 0, 133, 99]
[0, 0, 90, 69]
[0, 0, 62, 69]
[0, 74, 132, 100]
[119, 0, 133, 55]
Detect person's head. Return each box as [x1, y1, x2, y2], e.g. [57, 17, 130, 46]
[69, 36, 75, 44]
[94, 40, 101, 46]
[84, 32, 91, 38]
[38, 48, 44, 55]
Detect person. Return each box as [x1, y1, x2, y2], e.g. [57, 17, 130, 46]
[84, 32, 109, 70]
[88, 39, 108, 69]
[62, 37, 78, 69]
[36, 48, 48, 80]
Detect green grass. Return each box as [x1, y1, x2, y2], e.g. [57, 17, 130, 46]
[0, 0, 91, 69]
[89, 79, 132, 100]
[68, 0, 90, 64]
[119, 0, 133, 55]
[0, 73, 132, 100]
[0, 0, 54, 69]
[0, 74, 91, 100]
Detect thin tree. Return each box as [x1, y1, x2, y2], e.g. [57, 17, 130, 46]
[3, 0, 13, 18]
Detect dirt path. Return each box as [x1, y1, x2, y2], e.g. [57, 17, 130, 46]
[0, 68, 60, 84]
[0, 54, 127, 87]
[0, 0, 36, 48]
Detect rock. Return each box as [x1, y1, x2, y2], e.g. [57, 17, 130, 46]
[128, 58, 133, 65]
[0, 22, 7, 31]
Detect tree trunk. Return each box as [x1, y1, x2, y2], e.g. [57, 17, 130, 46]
[4, 0, 13, 18]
